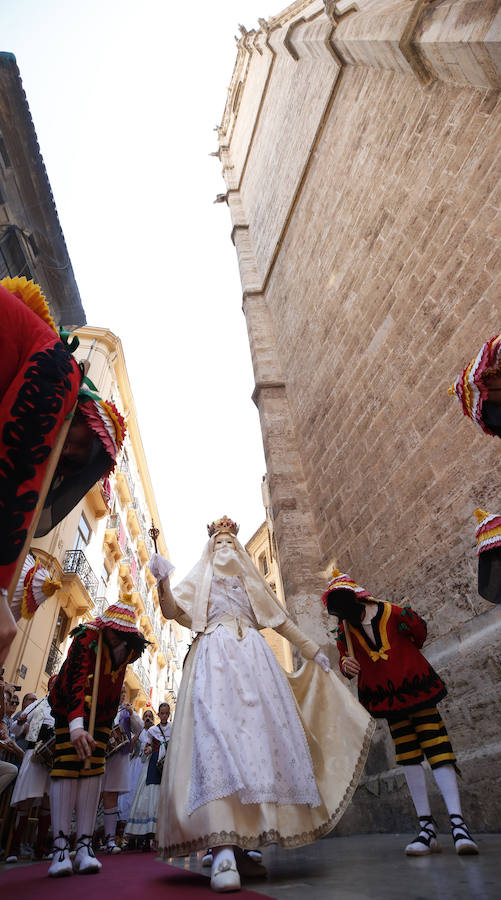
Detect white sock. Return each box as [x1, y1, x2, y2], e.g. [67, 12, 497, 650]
[104, 806, 119, 840]
[50, 778, 77, 846]
[76, 775, 102, 838]
[432, 764, 462, 816]
[404, 764, 431, 818]
[212, 845, 236, 869]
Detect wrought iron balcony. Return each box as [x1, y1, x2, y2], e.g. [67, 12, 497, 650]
[45, 640, 63, 677]
[63, 550, 99, 600]
[133, 658, 151, 692]
[106, 514, 120, 530]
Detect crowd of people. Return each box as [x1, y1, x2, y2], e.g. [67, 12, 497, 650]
[0, 670, 171, 865]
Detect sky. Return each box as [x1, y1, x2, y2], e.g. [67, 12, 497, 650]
[1, 0, 272, 579]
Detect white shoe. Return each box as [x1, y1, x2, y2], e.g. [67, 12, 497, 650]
[48, 836, 73, 878]
[210, 859, 241, 892]
[450, 815, 479, 855]
[73, 836, 102, 874]
[105, 836, 121, 855]
[5, 855, 18, 864]
[235, 848, 266, 878]
[202, 849, 213, 867]
[405, 816, 441, 856]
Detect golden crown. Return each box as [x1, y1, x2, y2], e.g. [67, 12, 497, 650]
[207, 515, 239, 538]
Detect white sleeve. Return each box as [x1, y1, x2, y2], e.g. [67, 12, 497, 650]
[130, 711, 144, 735]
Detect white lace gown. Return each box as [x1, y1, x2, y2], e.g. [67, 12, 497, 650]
[189, 576, 320, 815]
[156, 573, 375, 857]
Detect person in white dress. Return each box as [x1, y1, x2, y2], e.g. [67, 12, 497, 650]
[125, 703, 171, 848]
[7, 695, 54, 862]
[102, 685, 143, 853]
[118, 707, 155, 832]
[150, 516, 375, 893]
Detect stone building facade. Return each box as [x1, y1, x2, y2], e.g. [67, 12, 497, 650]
[217, 0, 501, 831]
[0, 52, 85, 327]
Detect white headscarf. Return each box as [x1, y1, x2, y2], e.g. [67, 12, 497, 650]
[171, 533, 289, 634]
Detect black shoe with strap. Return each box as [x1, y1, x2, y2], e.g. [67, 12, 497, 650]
[405, 815, 441, 855]
[450, 814, 479, 855]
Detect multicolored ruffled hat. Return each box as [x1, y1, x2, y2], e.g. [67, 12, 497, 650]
[474, 509, 501, 556]
[92, 594, 140, 633]
[321, 568, 375, 606]
[448, 335, 501, 435]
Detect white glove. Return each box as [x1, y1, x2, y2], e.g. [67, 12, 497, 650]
[313, 650, 331, 672]
[149, 552, 175, 581]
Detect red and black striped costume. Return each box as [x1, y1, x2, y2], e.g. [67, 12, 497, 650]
[49, 624, 139, 778]
[335, 602, 456, 769]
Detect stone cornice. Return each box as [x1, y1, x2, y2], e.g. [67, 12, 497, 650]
[251, 380, 287, 406]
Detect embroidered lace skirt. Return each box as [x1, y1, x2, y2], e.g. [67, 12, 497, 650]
[156, 625, 375, 857]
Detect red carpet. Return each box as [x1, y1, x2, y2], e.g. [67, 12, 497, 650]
[0, 852, 273, 899]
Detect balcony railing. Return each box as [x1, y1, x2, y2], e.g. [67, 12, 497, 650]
[107, 514, 120, 530]
[133, 658, 151, 692]
[45, 640, 63, 677]
[63, 550, 99, 600]
[93, 596, 107, 618]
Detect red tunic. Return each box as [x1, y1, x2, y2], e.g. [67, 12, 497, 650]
[0, 284, 81, 589]
[49, 625, 140, 730]
[334, 601, 446, 719]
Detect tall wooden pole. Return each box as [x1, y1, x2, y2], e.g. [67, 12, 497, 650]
[6, 403, 77, 608]
[84, 630, 103, 770]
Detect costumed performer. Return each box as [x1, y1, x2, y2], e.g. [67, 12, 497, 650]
[150, 516, 374, 894]
[102, 685, 144, 853]
[448, 334, 501, 438]
[0, 677, 20, 798]
[323, 569, 478, 857]
[7, 693, 54, 862]
[474, 509, 501, 606]
[0, 276, 126, 664]
[47, 595, 148, 877]
[125, 702, 171, 849]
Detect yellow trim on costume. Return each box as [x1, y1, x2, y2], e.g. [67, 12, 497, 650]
[411, 707, 438, 718]
[393, 734, 417, 745]
[427, 752, 456, 764]
[0, 276, 58, 334]
[478, 525, 501, 544]
[396, 749, 424, 761]
[415, 721, 443, 732]
[351, 602, 392, 662]
[389, 718, 411, 732]
[420, 736, 450, 749]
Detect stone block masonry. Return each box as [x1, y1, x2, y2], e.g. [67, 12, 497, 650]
[218, 1, 501, 831]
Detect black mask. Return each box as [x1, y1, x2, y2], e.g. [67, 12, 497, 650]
[481, 401, 501, 438]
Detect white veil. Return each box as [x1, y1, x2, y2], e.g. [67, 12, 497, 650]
[172, 534, 289, 634]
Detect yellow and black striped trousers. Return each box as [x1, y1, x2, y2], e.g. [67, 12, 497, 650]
[51, 723, 111, 779]
[388, 706, 456, 769]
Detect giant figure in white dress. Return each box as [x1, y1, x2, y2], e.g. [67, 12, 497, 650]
[150, 516, 374, 893]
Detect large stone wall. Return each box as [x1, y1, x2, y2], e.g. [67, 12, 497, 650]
[218, 0, 501, 830]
